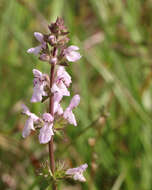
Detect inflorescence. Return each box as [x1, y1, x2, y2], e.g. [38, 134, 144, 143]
[22, 17, 87, 183]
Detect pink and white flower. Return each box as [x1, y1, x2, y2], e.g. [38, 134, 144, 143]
[51, 80, 70, 97]
[39, 123, 54, 144]
[42, 113, 54, 123]
[64, 45, 81, 62]
[63, 94, 80, 126]
[56, 66, 71, 87]
[27, 32, 47, 55]
[66, 164, 88, 182]
[31, 69, 48, 103]
[51, 66, 71, 98]
[53, 93, 63, 115]
[22, 104, 39, 138]
[39, 113, 54, 144]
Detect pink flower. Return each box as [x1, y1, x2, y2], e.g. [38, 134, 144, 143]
[63, 95, 80, 126]
[67, 94, 80, 109]
[39, 113, 54, 144]
[42, 113, 54, 122]
[39, 123, 54, 144]
[51, 66, 71, 98]
[22, 104, 39, 138]
[51, 80, 70, 97]
[56, 66, 71, 87]
[31, 69, 48, 103]
[66, 164, 88, 182]
[27, 32, 46, 55]
[53, 93, 63, 115]
[64, 45, 81, 62]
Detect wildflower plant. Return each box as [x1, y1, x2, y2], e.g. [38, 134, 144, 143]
[22, 17, 87, 189]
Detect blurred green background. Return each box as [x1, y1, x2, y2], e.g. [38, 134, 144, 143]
[1, 0, 152, 189]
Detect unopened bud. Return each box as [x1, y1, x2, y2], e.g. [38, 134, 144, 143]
[50, 57, 58, 65]
[48, 35, 56, 45]
[58, 36, 69, 46]
[39, 54, 50, 62]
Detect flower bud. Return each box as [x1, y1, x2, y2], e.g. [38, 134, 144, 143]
[50, 57, 58, 65]
[48, 35, 56, 45]
[42, 113, 54, 123]
[58, 36, 69, 46]
[39, 54, 50, 62]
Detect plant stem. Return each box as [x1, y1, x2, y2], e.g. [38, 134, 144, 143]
[49, 48, 57, 189]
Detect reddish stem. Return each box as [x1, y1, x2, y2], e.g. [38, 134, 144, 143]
[49, 48, 57, 190]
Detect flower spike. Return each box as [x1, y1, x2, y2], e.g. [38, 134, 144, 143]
[22, 18, 87, 188]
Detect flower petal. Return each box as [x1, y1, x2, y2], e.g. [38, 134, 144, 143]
[51, 81, 70, 96]
[57, 66, 71, 86]
[73, 173, 86, 182]
[22, 104, 39, 121]
[69, 95, 80, 110]
[27, 45, 42, 55]
[42, 113, 54, 122]
[64, 110, 77, 126]
[22, 118, 35, 138]
[57, 105, 63, 115]
[39, 124, 54, 144]
[34, 32, 44, 43]
[67, 45, 79, 51]
[66, 51, 81, 62]
[22, 104, 30, 115]
[30, 87, 43, 102]
[66, 164, 88, 182]
[53, 93, 63, 115]
[33, 69, 42, 78]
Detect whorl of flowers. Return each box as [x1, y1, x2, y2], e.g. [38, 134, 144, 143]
[22, 17, 87, 184]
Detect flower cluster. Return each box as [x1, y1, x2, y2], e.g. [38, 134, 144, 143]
[22, 17, 87, 183]
[22, 93, 80, 144]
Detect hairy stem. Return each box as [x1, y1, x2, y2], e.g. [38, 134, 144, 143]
[49, 48, 57, 190]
